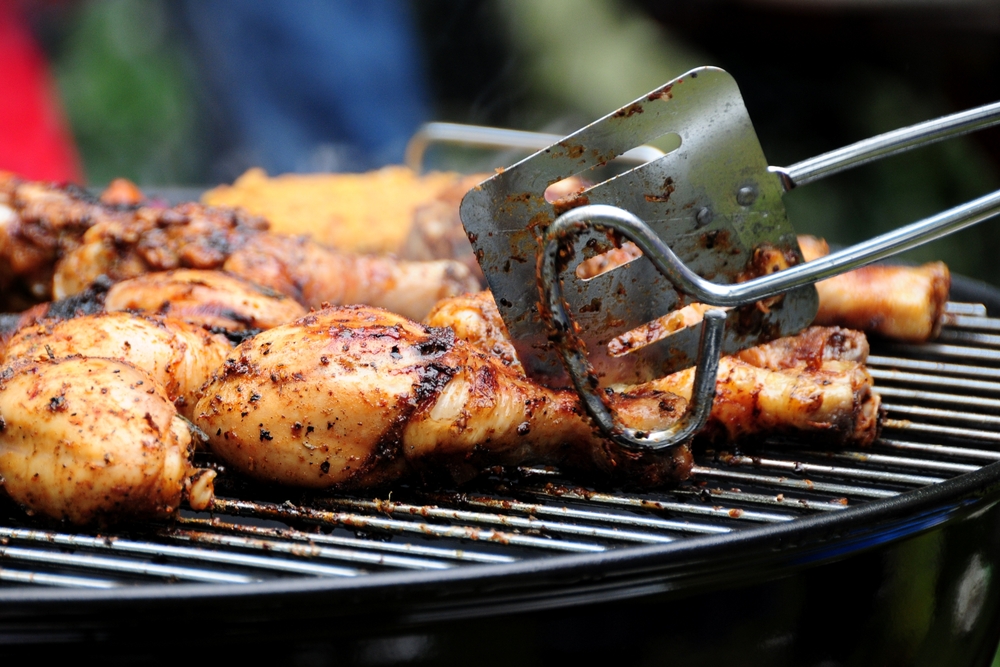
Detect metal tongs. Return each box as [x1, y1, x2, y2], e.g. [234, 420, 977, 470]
[459, 67, 1000, 452]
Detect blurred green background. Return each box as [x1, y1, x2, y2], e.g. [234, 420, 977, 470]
[38, 0, 1000, 287]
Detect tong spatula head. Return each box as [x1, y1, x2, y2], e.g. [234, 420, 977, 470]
[461, 67, 818, 386]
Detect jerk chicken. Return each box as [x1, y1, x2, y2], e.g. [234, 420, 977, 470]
[0, 172, 937, 522]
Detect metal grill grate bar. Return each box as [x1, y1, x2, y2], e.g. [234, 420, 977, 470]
[886, 343, 1000, 364]
[803, 451, 982, 475]
[882, 403, 1000, 428]
[882, 419, 1000, 443]
[167, 530, 452, 571]
[937, 330, 1000, 348]
[520, 484, 796, 523]
[868, 356, 1000, 380]
[0, 568, 118, 589]
[943, 314, 999, 329]
[212, 498, 607, 553]
[0, 527, 361, 579]
[717, 456, 946, 486]
[668, 487, 849, 511]
[321, 498, 676, 544]
[0, 546, 257, 584]
[943, 302, 988, 317]
[175, 517, 518, 565]
[418, 492, 731, 534]
[689, 466, 899, 499]
[869, 369, 1000, 394]
[878, 438, 1000, 462]
[874, 387, 1000, 412]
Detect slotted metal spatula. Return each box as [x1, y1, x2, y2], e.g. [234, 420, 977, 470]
[460, 66, 1000, 450]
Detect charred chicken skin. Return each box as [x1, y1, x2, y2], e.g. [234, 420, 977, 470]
[0, 173, 479, 321]
[102, 269, 308, 333]
[195, 305, 880, 491]
[195, 306, 693, 490]
[427, 292, 880, 447]
[52, 201, 478, 321]
[0, 269, 309, 354]
[423, 290, 522, 372]
[0, 357, 215, 524]
[633, 357, 879, 447]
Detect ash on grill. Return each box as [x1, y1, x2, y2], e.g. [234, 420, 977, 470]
[1, 301, 997, 589]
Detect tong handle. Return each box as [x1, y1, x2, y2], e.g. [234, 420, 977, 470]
[774, 100, 1000, 189]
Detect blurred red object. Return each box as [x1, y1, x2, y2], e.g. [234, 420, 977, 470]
[0, 0, 81, 183]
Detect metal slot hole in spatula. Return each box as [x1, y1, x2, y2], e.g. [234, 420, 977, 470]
[460, 66, 1000, 451]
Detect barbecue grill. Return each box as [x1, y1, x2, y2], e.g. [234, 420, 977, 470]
[1, 281, 999, 665]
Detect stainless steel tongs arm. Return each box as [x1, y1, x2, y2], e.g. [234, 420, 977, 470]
[540, 209, 729, 452]
[773, 100, 1000, 189]
[550, 189, 1000, 309]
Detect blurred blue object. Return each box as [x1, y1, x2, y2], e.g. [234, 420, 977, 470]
[179, 0, 430, 174]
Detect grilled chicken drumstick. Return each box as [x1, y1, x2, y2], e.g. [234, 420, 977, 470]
[0, 357, 215, 524]
[0, 173, 479, 320]
[426, 292, 880, 448]
[797, 235, 950, 343]
[195, 306, 693, 489]
[1, 269, 308, 345]
[194, 305, 879, 491]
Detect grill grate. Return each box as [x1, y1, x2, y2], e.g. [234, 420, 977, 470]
[2, 301, 999, 589]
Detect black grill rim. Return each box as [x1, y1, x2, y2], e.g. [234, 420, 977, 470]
[2, 457, 998, 621]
